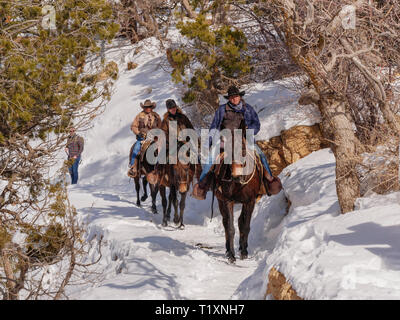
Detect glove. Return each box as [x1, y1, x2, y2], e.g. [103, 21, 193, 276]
[139, 132, 147, 139]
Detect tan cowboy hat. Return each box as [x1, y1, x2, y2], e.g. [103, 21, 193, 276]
[140, 99, 156, 109]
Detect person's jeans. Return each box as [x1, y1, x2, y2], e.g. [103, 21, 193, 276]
[130, 135, 144, 166]
[255, 144, 272, 176]
[69, 155, 81, 184]
[199, 145, 218, 182]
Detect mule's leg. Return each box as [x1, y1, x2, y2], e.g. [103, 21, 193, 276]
[218, 199, 236, 263]
[177, 191, 187, 229]
[168, 186, 179, 224]
[238, 199, 256, 260]
[141, 177, 148, 202]
[160, 186, 168, 226]
[150, 183, 158, 214]
[134, 177, 141, 207]
[166, 187, 174, 222]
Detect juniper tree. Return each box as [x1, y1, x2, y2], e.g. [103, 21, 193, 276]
[170, 13, 251, 122]
[0, 0, 119, 299]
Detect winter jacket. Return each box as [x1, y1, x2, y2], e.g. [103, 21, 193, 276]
[161, 108, 194, 143]
[131, 111, 161, 136]
[209, 100, 260, 135]
[66, 134, 84, 158]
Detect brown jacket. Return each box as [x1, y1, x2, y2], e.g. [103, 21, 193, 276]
[161, 108, 194, 139]
[131, 110, 161, 136]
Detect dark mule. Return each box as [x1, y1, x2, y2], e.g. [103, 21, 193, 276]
[205, 149, 265, 263]
[159, 146, 199, 229]
[128, 141, 159, 213]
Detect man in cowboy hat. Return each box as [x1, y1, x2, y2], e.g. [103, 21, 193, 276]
[128, 99, 161, 177]
[193, 85, 274, 199]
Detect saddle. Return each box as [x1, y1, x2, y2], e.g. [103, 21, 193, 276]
[127, 139, 156, 179]
[211, 151, 281, 202]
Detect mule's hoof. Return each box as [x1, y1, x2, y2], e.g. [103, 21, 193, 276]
[228, 256, 236, 264]
[141, 195, 148, 202]
[136, 201, 141, 207]
[152, 207, 158, 214]
[225, 252, 236, 264]
[162, 221, 168, 227]
[240, 253, 248, 260]
[173, 217, 180, 225]
[178, 224, 185, 230]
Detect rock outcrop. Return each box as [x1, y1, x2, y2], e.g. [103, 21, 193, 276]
[265, 267, 303, 300]
[257, 123, 328, 176]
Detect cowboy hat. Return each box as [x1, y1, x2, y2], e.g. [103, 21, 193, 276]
[224, 85, 245, 99]
[140, 99, 156, 109]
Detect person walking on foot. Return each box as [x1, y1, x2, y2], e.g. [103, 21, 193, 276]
[128, 99, 161, 177]
[193, 85, 274, 199]
[65, 126, 84, 185]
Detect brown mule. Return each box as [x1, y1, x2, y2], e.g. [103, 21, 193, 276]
[128, 140, 159, 213]
[159, 148, 200, 229]
[207, 150, 266, 263]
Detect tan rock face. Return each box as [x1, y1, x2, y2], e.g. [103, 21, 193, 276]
[265, 267, 303, 300]
[257, 124, 328, 176]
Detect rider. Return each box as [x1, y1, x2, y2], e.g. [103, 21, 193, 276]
[161, 98, 194, 144]
[193, 85, 274, 199]
[156, 99, 196, 179]
[128, 99, 161, 177]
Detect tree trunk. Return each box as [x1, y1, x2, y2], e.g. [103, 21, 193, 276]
[274, 0, 360, 213]
[181, 0, 197, 19]
[320, 98, 360, 213]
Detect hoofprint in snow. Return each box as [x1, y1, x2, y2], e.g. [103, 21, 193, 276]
[63, 34, 400, 300]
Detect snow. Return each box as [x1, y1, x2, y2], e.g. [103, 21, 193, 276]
[239, 149, 400, 300]
[63, 34, 400, 300]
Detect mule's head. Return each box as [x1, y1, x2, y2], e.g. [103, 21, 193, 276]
[172, 161, 192, 193]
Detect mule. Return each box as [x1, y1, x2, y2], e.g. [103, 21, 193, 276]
[159, 148, 199, 229]
[205, 149, 265, 263]
[128, 140, 159, 213]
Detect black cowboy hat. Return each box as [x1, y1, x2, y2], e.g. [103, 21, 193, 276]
[140, 99, 156, 109]
[224, 85, 245, 99]
[166, 98, 178, 109]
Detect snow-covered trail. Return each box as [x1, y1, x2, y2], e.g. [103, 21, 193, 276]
[62, 37, 296, 300]
[68, 184, 260, 300]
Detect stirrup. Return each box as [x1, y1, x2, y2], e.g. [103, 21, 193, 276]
[127, 162, 138, 178]
[192, 183, 206, 200]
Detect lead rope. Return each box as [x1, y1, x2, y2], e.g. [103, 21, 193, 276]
[210, 174, 216, 222]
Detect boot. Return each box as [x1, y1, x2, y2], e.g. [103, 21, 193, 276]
[127, 159, 138, 178]
[263, 168, 273, 183]
[192, 178, 209, 200]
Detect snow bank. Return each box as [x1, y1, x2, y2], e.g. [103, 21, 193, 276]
[236, 148, 400, 300]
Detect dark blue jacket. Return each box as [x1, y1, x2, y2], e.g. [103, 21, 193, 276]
[209, 102, 260, 134]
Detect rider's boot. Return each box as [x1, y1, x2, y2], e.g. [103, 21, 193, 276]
[192, 176, 209, 200]
[262, 167, 274, 196]
[127, 158, 138, 178]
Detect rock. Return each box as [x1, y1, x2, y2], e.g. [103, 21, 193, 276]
[265, 267, 303, 300]
[127, 62, 138, 70]
[257, 124, 328, 176]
